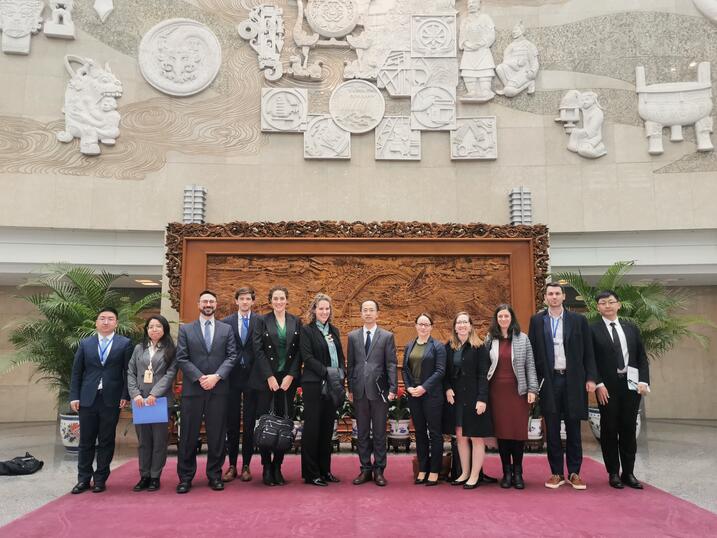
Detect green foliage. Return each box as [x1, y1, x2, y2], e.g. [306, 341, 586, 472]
[553, 261, 714, 360]
[7, 264, 161, 411]
[388, 389, 410, 420]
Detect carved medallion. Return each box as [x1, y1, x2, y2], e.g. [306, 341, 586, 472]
[375, 117, 421, 161]
[261, 88, 308, 132]
[411, 15, 456, 58]
[329, 80, 386, 134]
[138, 18, 222, 97]
[305, 0, 359, 38]
[0, 0, 44, 55]
[411, 85, 456, 131]
[450, 117, 497, 160]
[304, 115, 351, 159]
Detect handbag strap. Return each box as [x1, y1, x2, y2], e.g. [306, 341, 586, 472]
[269, 390, 291, 419]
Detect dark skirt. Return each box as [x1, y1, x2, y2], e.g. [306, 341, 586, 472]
[444, 400, 493, 438]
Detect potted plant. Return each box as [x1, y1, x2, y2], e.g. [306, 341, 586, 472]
[6, 265, 160, 451]
[527, 400, 542, 440]
[387, 387, 411, 439]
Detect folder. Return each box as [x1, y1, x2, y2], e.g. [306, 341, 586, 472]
[132, 397, 169, 424]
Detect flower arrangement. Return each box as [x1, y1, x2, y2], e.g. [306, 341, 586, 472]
[387, 387, 410, 421]
[293, 387, 304, 422]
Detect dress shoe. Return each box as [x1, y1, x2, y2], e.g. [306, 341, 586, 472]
[240, 465, 252, 482]
[71, 482, 91, 494]
[209, 479, 224, 491]
[262, 465, 275, 486]
[609, 474, 624, 489]
[92, 483, 106, 493]
[176, 481, 192, 494]
[305, 478, 328, 487]
[500, 465, 513, 489]
[352, 470, 372, 485]
[321, 473, 340, 483]
[424, 479, 439, 487]
[463, 480, 479, 489]
[147, 478, 160, 491]
[374, 469, 387, 487]
[621, 474, 643, 489]
[479, 470, 498, 484]
[273, 463, 286, 486]
[133, 477, 151, 491]
[513, 464, 525, 490]
[414, 474, 426, 485]
[451, 477, 468, 486]
[222, 465, 237, 482]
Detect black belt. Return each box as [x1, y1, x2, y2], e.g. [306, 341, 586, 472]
[554, 369, 566, 375]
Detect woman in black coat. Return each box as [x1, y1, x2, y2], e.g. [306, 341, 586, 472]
[299, 293, 346, 487]
[250, 285, 302, 486]
[403, 312, 446, 486]
[444, 311, 494, 489]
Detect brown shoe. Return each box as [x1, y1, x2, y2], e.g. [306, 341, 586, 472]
[374, 469, 387, 487]
[239, 465, 252, 482]
[352, 470, 373, 485]
[222, 465, 237, 483]
[568, 473, 587, 490]
[544, 474, 565, 489]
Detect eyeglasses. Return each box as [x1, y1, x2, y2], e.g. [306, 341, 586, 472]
[455, 320, 471, 325]
[416, 322, 432, 327]
[597, 300, 619, 306]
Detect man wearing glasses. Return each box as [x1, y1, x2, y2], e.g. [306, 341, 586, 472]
[590, 290, 650, 490]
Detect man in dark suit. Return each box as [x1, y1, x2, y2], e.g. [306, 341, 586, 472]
[347, 299, 398, 487]
[220, 286, 261, 483]
[591, 290, 650, 490]
[175, 290, 237, 494]
[528, 282, 597, 490]
[69, 307, 133, 494]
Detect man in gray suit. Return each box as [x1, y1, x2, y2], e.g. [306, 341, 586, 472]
[175, 290, 237, 494]
[347, 300, 398, 486]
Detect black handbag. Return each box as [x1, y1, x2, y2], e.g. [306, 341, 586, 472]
[254, 392, 295, 452]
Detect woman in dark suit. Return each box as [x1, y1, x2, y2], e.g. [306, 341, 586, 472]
[250, 285, 302, 486]
[299, 293, 345, 486]
[127, 315, 177, 492]
[403, 312, 446, 486]
[443, 311, 494, 489]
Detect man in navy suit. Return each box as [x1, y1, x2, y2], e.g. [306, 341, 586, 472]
[69, 307, 133, 494]
[221, 286, 261, 483]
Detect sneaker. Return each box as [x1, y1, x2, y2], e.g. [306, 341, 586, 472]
[568, 473, 587, 490]
[544, 474, 565, 489]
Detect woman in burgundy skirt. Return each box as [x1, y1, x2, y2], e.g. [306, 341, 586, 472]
[485, 304, 539, 489]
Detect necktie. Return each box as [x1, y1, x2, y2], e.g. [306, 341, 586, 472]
[364, 330, 372, 356]
[99, 337, 109, 365]
[610, 322, 625, 370]
[204, 320, 212, 350]
[241, 316, 249, 344]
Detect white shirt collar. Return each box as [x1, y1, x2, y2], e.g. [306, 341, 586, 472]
[97, 331, 115, 341]
[602, 316, 620, 327]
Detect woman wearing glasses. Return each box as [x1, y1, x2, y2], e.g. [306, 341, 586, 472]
[402, 313, 446, 486]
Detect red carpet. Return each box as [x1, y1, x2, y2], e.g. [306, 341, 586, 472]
[3, 455, 716, 537]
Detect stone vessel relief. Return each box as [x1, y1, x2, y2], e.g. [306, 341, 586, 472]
[554, 90, 607, 159]
[56, 55, 123, 156]
[450, 117, 497, 160]
[495, 21, 538, 97]
[261, 88, 309, 132]
[304, 115, 351, 159]
[375, 116, 421, 160]
[0, 0, 43, 54]
[238, 4, 285, 82]
[44, 1, 75, 40]
[635, 62, 714, 155]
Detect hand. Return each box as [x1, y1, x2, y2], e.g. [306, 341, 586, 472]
[446, 389, 455, 405]
[267, 376, 280, 391]
[387, 392, 396, 401]
[70, 400, 80, 413]
[133, 395, 144, 408]
[413, 386, 426, 397]
[596, 385, 609, 405]
[637, 384, 649, 396]
[119, 399, 128, 409]
[280, 375, 294, 391]
[475, 401, 487, 415]
[586, 381, 596, 393]
[347, 392, 353, 403]
[200, 374, 219, 391]
[146, 395, 157, 406]
[527, 392, 536, 404]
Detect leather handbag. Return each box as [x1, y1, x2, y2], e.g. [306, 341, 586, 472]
[254, 392, 295, 452]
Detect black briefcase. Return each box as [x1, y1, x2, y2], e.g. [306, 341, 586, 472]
[254, 392, 295, 452]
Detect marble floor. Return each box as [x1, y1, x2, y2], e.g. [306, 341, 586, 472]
[0, 418, 715, 527]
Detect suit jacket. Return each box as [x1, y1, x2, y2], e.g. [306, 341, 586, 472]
[249, 312, 302, 391]
[528, 309, 597, 419]
[69, 333, 133, 407]
[346, 326, 398, 401]
[175, 318, 238, 397]
[220, 312, 261, 388]
[485, 332, 539, 396]
[300, 321, 345, 385]
[443, 342, 490, 407]
[126, 344, 178, 402]
[402, 336, 446, 399]
[590, 319, 650, 393]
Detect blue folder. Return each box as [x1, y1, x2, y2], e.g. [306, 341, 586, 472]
[132, 397, 169, 424]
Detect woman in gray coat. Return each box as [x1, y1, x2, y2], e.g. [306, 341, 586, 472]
[485, 304, 538, 489]
[127, 315, 178, 491]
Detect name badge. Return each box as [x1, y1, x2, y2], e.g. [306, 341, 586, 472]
[143, 370, 154, 383]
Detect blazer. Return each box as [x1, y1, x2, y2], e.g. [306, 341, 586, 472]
[590, 318, 650, 392]
[175, 318, 238, 397]
[127, 344, 178, 402]
[346, 326, 398, 401]
[249, 312, 302, 391]
[220, 311, 261, 388]
[69, 333, 133, 407]
[402, 336, 446, 399]
[528, 308, 597, 419]
[485, 332, 539, 396]
[300, 321, 345, 385]
[444, 342, 490, 407]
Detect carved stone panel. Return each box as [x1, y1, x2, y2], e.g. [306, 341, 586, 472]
[0, 0, 43, 55]
[306, 0, 359, 39]
[138, 18, 222, 97]
[44, 1, 76, 40]
[375, 116, 420, 160]
[304, 114, 351, 159]
[238, 4, 285, 81]
[329, 79, 386, 134]
[411, 14, 457, 58]
[261, 88, 309, 132]
[411, 85, 456, 131]
[450, 117, 497, 160]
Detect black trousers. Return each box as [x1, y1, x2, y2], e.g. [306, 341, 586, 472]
[301, 382, 337, 480]
[355, 396, 389, 471]
[255, 376, 296, 466]
[408, 394, 443, 474]
[599, 377, 641, 476]
[544, 374, 582, 476]
[77, 391, 120, 484]
[177, 391, 228, 483]
[225, 385, 257, 468]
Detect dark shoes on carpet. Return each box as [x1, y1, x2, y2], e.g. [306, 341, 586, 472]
[209, 479, 224, 491]
[148, 478, 160, 491]
[222, 465, 237, 483]
[71, 482, 91, 494]
[262, 465, 275, 486]
[91, 483, 106, 493]
[133, 477, 151, 491]
[513, 465, 525, 489]
[305, 478, 328, 487]
[500, 465, 513, 488]
[352, 470, 372, 485]
[621, 473, 643, 489]
[479, 470, 498, 484]
[609, 473, 624, 489]
[176, 481, 191, 494]
[321, 473, 340, 483]
[374, 469, 387, 487]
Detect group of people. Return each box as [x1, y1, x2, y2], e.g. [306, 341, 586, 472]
[68, 282, 650, 495]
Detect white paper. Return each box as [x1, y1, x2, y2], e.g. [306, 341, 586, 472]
[627, 366, 639, 391]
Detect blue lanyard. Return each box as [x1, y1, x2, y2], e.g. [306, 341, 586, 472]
[550, 317, 561, 339]
[98, 337, 113, 362]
